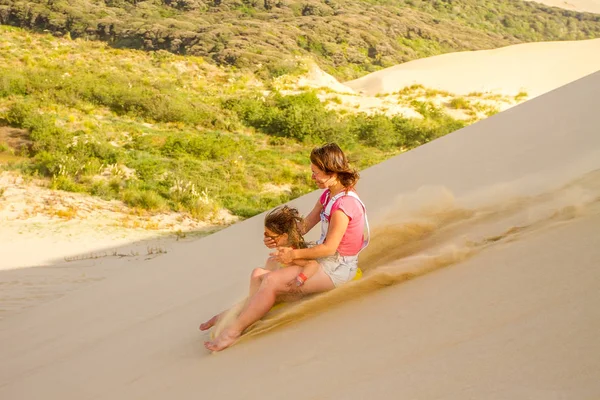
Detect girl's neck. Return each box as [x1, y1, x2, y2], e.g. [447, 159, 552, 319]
[328, 181, 346, 197]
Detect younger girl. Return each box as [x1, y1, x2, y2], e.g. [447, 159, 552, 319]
[199, 205, 318, 331]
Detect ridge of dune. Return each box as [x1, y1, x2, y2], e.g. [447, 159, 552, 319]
[345, 38, 600, 98]
[526, 0, 600, 13]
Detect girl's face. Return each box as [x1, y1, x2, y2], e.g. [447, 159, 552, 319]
[264, 227, 289, 247]
[311, 163, 335, 189]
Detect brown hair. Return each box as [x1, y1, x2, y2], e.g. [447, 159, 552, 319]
[264, 205, 306, 249]
[310, 143, 359, 189]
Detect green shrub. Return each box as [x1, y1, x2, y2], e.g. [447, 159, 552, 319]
[22, 113, 73, 154]
[50, 175, 86, 192]
[515, 91, 528, 101]
[449, 97, 471, 109]
[6, 102, 35, 127]
[90, 180, 117, 199]
[0, 70, 28, 97]
[122, 188, 167, 211]
[258, 59, 307, 79]
[223, 192, 290, 219]
[227, 92, 343, 142]
[185, 198, 218, 220]
[392, 117, 435, 147]
[160, 131, 250, 160]
[411, 100, 446, 120]
[349, 113, 397, 150]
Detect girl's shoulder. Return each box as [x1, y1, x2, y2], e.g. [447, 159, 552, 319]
[333, 194, 364, 215]
[318, 189, 331, 205]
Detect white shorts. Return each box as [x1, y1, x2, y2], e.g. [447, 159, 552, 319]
[317, 252, 359, 287]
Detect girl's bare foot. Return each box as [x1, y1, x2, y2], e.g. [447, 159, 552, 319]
[204, 327, 241, 352]
[199, 315, 219, 331]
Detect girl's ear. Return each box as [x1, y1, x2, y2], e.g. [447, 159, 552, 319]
[279, 232, 289, 245]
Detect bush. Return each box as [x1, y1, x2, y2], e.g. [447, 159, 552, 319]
[449, 97, 471, 109]
[392, 117, 435, 147]
[226, 92, 343, 142]
[122, 188, 167, 211]
[23, 113, 73, 154]
[223, 192, 290, 218]
[6, 102, 35, 127]
[349, 113, 397, 150]
[0, 70, 28, 97]
[50, 175, 86, 192]
[90, 180, 118, 199]
[160, 131, 250, 160]
[185, 197, 218, 220]
[258, 59, 307, 79]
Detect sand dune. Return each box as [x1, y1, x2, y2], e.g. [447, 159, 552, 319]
[0, 63, 598, 400]
[3, 38, 598, 271]
[527, 0, 600, 13]
[345, 39, 600, 98]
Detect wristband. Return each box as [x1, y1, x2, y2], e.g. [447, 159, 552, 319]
[296, 273, 308, 286]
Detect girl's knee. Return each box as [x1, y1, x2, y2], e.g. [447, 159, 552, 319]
[260, 272, 287, 291]
[251, 267, 267, 280]
[260, 272, 276, 287]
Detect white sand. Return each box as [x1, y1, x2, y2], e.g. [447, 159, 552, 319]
[345, 39, 600, 98]
[0, 60, 599, 400]
[526, 0, 600, 13]
[0, 171, 233, 270]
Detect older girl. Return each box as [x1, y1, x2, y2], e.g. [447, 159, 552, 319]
[204, 143, 369, 351]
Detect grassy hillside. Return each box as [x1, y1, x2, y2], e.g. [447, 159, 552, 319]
[0, 0, 599, 80]
[0, 26, 467, 220]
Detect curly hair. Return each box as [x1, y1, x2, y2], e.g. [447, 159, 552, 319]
[264, 205, 306, 249]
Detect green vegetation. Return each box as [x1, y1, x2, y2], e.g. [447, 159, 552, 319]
[0, 0, 599, 80]
[449, 97, 471, 109]
[0, 26, 467, 220]
[515, 90, 529, 101]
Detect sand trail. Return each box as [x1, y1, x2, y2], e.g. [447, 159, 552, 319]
[212, 168, 600, 343]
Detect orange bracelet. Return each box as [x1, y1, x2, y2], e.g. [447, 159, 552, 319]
[298, 273, 308, 282]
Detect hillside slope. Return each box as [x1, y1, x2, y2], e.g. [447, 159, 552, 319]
[1, 0, 600, 79]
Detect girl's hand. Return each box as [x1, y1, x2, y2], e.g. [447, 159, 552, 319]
[263, 236, 277, 249]
[271, 247, 295, 264]
[285, 278, 302, 293]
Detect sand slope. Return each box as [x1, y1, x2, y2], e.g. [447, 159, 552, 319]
[0, 71, 599, 399]
[345, 39, 600, 98]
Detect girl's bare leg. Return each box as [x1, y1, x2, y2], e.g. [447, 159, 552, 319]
[249, 267, 270, 298]
[204, 264, 335, 351]
[200, 267, 271, 331]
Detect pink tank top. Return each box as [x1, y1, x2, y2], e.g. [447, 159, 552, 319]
[319, 190, 366, 256]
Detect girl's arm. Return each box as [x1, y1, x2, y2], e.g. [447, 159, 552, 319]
[275, 210, 350, 263]
[287, 259, 321, 286]
[299, 260, 320, 280]
[264, 256, 280, 271]
[299, 199, 323, 235]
